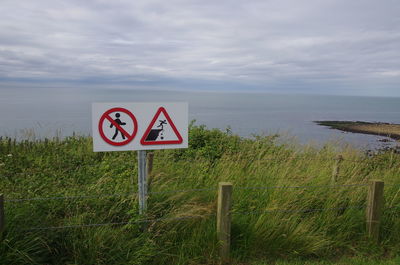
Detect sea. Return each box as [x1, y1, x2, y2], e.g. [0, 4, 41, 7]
[1, 87, 400, 151]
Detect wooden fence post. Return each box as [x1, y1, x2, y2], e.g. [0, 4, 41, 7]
[366, 180, 384, 242]
[147, 153, 154, 175]
[147, 153, 154, 190]
[147, 153, 154, 177]
[332, 155, 343, 183]
[217, 182, 232, 263]
[0, 194, 4, 236]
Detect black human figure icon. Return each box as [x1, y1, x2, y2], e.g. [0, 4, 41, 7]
[110, 113, 126, 140]
[157, 120, 167, 140]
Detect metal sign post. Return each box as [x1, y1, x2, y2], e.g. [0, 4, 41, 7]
[137, 150, 147, 215]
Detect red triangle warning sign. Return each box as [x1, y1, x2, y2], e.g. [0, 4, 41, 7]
[140, 107, 183, 145]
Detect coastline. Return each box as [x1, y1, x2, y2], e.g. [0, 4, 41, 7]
[315, 121, 400, 141]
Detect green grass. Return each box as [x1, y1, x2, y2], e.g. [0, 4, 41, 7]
[258, 256, 400, 264]
[0, 124, 400, 264]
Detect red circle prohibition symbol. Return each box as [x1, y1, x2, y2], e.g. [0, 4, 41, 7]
[98, 107, 138, 146]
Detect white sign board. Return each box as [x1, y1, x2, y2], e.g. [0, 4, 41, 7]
[92, 102, 188, 152]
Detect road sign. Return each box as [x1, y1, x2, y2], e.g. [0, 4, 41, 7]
[140, 107, 183, 145]
[98, 107, 138, 146]
[92, 102, 188, 152]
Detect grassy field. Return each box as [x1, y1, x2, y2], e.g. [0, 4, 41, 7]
[315, 121, 400, 140]
[0, 124, 400, 264]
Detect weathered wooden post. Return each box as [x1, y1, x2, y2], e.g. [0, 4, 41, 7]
[217, 182, 232, 263]
[0, 194, 4, 237]
[332, 155, 343, 183]
[366, 180, 384, 242]
[147, 152, 154, 189]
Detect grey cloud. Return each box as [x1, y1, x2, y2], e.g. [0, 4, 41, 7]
[0, 0, 399, 96]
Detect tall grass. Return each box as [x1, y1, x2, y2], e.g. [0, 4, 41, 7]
[0, 125, 399, 264]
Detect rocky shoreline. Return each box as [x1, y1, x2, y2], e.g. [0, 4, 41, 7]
[314, 121, 400, 154]
[314, 121, 400, 142]
[314, 121, 400, 140]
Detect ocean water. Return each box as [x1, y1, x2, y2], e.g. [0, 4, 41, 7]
[1, 87, 400, 150]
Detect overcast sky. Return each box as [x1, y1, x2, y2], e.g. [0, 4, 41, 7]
[1, 0, 399, 96]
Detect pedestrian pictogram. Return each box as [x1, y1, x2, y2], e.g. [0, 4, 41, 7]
[140, 107, 183, 145]
[98, 107, 138, 146]
[110, 112, 127, 140]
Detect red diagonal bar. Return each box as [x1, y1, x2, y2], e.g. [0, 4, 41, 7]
[105, 115, 132, 138]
